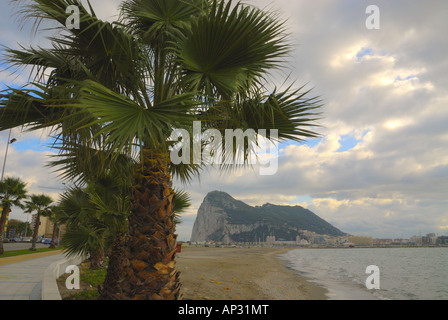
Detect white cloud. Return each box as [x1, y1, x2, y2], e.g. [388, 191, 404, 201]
[2, 146, 64, 220]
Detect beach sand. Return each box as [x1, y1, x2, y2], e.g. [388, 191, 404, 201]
[176, 246, 328, 300]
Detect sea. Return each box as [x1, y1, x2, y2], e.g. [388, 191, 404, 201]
[280, 247, 448, 300]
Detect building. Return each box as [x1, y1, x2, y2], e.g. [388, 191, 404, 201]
[373, 238, 393, 246]
[437, 236, 448, 245]
[409, 235, 422, 245]
[265, 235, 303, 247]
[348, 236, 374, 246]
[392, 238, 409, 245]
[32, 214, 65, 240]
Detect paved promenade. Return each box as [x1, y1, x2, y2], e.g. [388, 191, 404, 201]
[0, 251, 65, 300]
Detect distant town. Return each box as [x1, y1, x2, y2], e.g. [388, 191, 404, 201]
[189, 230, 448, 248]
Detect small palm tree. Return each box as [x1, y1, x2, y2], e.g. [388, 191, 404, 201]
[0, 177, 28, 255]
[57, 175, 131, 269]
[25, 194, 53, 251]
[57, 187, 107, 269]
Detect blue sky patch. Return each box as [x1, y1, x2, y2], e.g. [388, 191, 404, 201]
[395, 75, 416, 82]
[11, 137, 52, 153]
[337, 130, 369, 153]
[291, 195, 313, 206]
[356, 48, 373, 61]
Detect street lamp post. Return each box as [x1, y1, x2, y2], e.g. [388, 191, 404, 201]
[1, 129, 17, 182]
[1, 129, 17, 239]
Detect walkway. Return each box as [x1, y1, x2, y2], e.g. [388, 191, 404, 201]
[0, 251, 65, 300]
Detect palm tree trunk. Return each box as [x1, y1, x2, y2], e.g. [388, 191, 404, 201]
[49, 222, 57, 249]
[0, 206, 10, 255]
[99, 232, 126, 300]
[30, 213, 41, 251]
[90, 247, 104, 269]
[113, 149, 181, 300]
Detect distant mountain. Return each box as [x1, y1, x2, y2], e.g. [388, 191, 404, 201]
[190, 191, 346, 243]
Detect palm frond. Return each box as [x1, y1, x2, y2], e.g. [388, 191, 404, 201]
[54, 80, 201, 156]
[57, 187, 94, 226]
[24, 194, 53, 217]
[120, 0, 206, 43]
[172, 188, 192, 224]
[0, 177, 28, 209]
[176, 0, 289, 98]
[48, 137, 137, 186]
[233, 85, 323, 142]
[172, 188, 191, 214]
[0, 85, 53, 131]
[62, 225, 104, 257]
[10, 0, 150, 96]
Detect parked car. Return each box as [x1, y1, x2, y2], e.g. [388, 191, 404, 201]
[43, 238, 52, 244]
[22, 237, 32, 242]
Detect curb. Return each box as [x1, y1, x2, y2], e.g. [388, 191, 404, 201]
[41, 254, 86, 300]
[0, 250, 64, 266]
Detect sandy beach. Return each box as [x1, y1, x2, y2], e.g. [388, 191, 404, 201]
[176, 246, 328, 300]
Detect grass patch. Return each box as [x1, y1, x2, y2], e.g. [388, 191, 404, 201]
[59, 260, 108, 300]
[0, 247, 62, 258]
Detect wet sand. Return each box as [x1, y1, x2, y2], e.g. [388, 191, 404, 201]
[176, 246, 328, 300]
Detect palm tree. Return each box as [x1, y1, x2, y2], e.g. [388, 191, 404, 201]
[56, 175, 131, 269]
[0, 177, 28, 254]
[47, 205, 60, 249]
[0, 0, 322, 299]
[99, 188, 191, 299]
[57, 187, 107, 268]
[25, 194, 53, 251]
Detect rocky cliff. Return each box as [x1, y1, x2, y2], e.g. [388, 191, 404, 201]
[190, 191, 345, 243]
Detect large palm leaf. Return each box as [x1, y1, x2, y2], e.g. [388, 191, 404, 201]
[0, 0, 149, 136]
[12, 0, 148, 95]
[176, 0, 289, 98]
[56, 80, 201, 155]
[47, 140, 137, 185]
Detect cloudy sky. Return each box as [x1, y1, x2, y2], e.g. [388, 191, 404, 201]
[0, 0, 447, 241]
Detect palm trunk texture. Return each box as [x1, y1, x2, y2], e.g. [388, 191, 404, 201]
[112, 149, 181, 300]
[30, 213, 40, 251]
[0, 207, 10, 255]
[99, 232, 126, 300]
[49, 223, 57, 249]
[90, 247, 105, 269]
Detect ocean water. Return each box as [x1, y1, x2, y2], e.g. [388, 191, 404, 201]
[280, 247, 448, 300]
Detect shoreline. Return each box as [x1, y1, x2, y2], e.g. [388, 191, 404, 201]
[176, 246, 328, 300]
